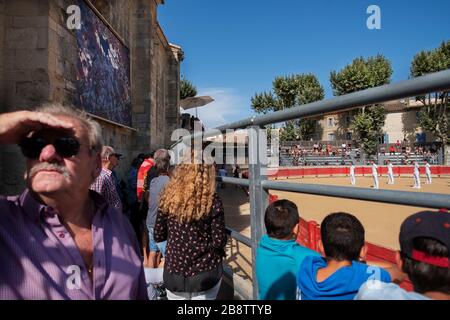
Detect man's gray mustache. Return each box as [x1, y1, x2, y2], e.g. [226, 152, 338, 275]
[29, 163, 70, 178]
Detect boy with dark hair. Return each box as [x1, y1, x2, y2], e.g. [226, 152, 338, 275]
[256, 200, 319, 300]
[356, 210, 450, 300]
[297, 212, 403, 300]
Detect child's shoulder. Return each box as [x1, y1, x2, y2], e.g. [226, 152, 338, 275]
[293, 243, 321, 257]
[350, 261, 391, 280]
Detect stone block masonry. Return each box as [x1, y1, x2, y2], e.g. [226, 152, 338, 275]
[0, 0, 182, 195]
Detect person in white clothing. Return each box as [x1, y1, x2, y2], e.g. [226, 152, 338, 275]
[349, 162, 356, 186]
[412, 161, 421, 189]
[371, 161, 379, 189]
[424, 160, 432, 184]
[387, 160, 395, 185]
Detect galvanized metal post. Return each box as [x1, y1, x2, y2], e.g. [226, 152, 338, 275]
[248, 126, 269, 300]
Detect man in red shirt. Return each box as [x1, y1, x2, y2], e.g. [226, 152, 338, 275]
[137, 153, 155, 202]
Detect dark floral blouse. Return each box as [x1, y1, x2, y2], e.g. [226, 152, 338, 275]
[154, 193, 228, 277]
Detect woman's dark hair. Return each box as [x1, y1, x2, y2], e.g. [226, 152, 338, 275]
[321, 212, 365, 261]
[264, 200, 299, 239]
[401, 237, 450, 294]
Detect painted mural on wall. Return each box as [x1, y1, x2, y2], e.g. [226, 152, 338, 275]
[75, 0, 131, 126]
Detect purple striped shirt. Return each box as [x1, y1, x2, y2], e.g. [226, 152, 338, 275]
[0, 189, 147, 300]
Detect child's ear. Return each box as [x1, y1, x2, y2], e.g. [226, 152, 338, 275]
[292, 223, 299, 238]
[318, 240, 325, 255]
[395, 251, 403, 271]
[359, 243, 368, 261]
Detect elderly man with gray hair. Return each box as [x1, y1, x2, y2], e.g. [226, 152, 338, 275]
[145, 149, 171, 268]
[0, 105, 147, 299]
[90, 145, 123, 213]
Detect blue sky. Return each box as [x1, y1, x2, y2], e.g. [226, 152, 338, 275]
[158, 0, 450, 128]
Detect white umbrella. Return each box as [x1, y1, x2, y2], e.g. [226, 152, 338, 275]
[179, 96, 214, 117]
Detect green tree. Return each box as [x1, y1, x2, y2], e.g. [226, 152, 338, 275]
[180, 78, 197, 100]
[330, 55, 393, 155]
[251, 74, 324, 141]
[410, 40, 450, 148]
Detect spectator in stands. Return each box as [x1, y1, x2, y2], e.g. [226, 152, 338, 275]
[154, 154, 227, 300]
[345, 148, 351, 159]
[389, 144, 396, 155]
[356, 210, 450, 300]
[326, 143, 332, 156]
[313, 142, 319, 154]
[291, 145, 300, 166]
[406, 146, 411, 157]
[0, 105, 147, 299]
[256, 200, 320, 300]
[90, 146, 123, 213]
[297, 212, 404, 300]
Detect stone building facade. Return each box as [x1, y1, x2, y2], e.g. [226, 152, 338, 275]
[312, 100, 437, 145]
[0, 0, 183, 195]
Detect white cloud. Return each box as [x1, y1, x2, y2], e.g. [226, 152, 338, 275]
[181, 88, 254, 129]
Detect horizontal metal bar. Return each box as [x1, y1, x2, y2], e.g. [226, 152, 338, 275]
[262, 180, 450, 209]
[170, 69, 450, 147]
[215, 69, 450, 130]
[217, 176, 250, 187]
[226, 227, 252, 247]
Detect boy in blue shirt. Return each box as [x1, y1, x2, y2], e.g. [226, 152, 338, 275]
[297, 212, 403, 300]
[256, 200, 320, 300]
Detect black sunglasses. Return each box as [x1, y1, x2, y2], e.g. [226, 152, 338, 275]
[19, 136, 81, 159]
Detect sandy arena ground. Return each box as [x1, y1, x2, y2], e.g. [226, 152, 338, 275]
[220, 175, 449, 281]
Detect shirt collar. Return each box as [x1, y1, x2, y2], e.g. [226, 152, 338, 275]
[19, 189, 47, 220]
[19, 188, 110, 220]
[102, 167, 112, 176]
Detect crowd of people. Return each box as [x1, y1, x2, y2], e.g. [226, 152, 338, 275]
[383, 140, 440, 157]
[286, 140, 440, 167]
[289, 142, 355, 160]
[0, 105, 448, 300]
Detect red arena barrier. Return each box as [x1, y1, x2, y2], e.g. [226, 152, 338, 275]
[268, 165, 450, 178]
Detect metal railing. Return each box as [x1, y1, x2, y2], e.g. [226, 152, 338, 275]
[174, 69, 450, 299]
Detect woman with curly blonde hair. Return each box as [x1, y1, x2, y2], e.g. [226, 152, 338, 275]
[154, 158, 227, 300]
